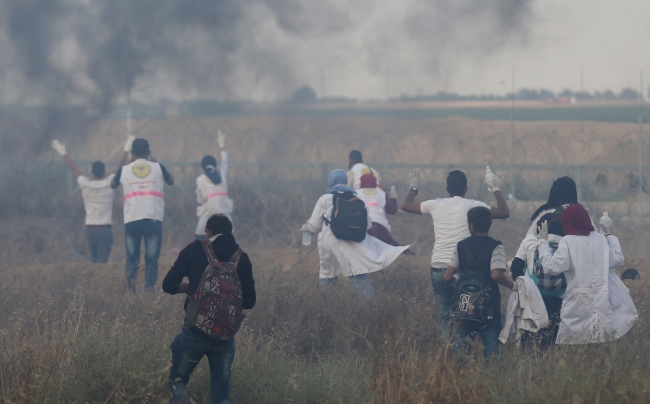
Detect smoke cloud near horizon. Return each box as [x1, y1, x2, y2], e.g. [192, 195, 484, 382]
[0, 0, 535, 152]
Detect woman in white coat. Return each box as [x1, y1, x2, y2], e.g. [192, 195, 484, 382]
[538, 204, 637, 344]
[304, 169, 410, 298]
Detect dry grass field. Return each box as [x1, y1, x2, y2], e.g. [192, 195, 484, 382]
[0, 249, 648, 403]
[1, 113, 650, 402]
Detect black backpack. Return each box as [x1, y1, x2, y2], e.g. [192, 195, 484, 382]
[327, 191, 367, 242]
[450, 240, 498, 329]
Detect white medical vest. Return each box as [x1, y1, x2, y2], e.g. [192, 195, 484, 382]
[347, 163, 381, 190]
[120, 159, 165, 223]
[357, 187, 391, 231]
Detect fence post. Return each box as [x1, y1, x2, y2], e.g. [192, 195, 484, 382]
[576, 165, 583, 202]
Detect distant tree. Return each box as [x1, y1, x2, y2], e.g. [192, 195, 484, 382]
[291, 86, 318, 103]
[603, 90, 616, 100]
[539, 89, 555, 99]
[619, 88, 639, 100]
[559, 89, 574, 98]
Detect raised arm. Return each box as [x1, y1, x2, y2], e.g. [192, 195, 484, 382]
[217, 130, 229, 178]
[401, 169, 423, 214]
[484, 171, 509, 219]
[114, 135, 135, 174]
[52, 140, 82, 178]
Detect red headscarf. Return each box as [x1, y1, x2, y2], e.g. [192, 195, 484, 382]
[359, 173, 377, 189]
[561, 204, 594, 236]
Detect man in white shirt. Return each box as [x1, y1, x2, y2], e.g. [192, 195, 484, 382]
[401, 169, 510, 342]
[112, 138, 174, 292]
[51, 137, 132, 263]
[347, 150, 381, 190]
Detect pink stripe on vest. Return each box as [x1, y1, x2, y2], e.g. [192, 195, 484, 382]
[206, 192, 228, 200]
[364, 201, 381, 207]
[124, 191, 164, 200]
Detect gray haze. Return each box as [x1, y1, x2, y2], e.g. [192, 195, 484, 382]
[0, 0, 537, 108]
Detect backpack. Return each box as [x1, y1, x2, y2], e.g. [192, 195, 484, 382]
[327, 191, 367, 242]
[530, 242, 567, 297]
[184, 240, 244, 340]
[450, 240, 497, 329]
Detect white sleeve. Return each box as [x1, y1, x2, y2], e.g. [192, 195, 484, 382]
[219, 150, 229, 179]
[539, 238, 571, 275]
[77, 176, 90, 188]
[515, 239, 528, 261]
[347, 170, 354, 187]
[420, 199, 436, 216]
[606, 235, 625, 270]
[196, 178, 206, 205]
[367, 209, 373, 230]
[491, 244, 507, 270]
[448, 246, 459, 268]
[307, 196, 327, 234]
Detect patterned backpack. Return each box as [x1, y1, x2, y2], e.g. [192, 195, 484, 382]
[184, 240, 244, 340]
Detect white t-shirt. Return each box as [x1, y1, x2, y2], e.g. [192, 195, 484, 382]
[420, 197, 489, 267]
[77, 175, 115, 225]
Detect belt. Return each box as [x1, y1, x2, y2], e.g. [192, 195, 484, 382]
[430, 267, 446, 272]
[86, 224, 112, 228]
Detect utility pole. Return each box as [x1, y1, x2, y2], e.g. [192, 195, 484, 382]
[509, 69, 516, 198]
[638, 70, 644, 219]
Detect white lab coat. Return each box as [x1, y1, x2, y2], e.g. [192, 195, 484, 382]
[499, 277, 549, 345]
[539, 233, 637, 344]
[195, 151, 234, 235]
[307, 194, 410, 279]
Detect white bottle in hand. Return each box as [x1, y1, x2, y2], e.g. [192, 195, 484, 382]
[485, 166, 494, 186]
[301, 223, 313, 246]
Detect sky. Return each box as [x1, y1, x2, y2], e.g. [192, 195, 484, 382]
[1, 0, 649, 105]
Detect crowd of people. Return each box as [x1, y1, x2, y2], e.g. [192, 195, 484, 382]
[52, 137, 639, 404]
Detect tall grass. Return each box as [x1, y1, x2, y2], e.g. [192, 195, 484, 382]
[0, 250, 647, 403]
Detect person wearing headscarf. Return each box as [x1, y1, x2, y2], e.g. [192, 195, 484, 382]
[537, 205, 637, 344]
[303, 169, 411, 298]
[527, 176, 587, 235]
[195, 131, 234, 240]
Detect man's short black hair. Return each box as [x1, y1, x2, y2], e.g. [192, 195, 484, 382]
[349, 150, 362, 164]
[132, 138, 150, 157]
[467, 206, 492, 233]
[447, 170, 467, 195]
[91, 161, 105, 178]
[206, 214, 233, 235]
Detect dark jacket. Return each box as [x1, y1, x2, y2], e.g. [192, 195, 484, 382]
[162, 234, 256, 310]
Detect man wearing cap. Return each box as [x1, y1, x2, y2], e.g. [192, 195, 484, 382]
[112, 138, 174, 292]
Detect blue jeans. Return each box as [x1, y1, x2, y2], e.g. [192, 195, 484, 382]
[430, 267, 454, 342]
[125, 219, 162, 292]
[85, 225, 113, 263]
[169, 326, 235, 404]
[451, 318, 502, 360]
[319, 274, 374, 299]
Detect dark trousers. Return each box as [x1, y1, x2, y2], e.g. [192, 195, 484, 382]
[124, 219, 162, 292]
[169, 326, 235, 404]
[85, 225, 113, 263]
[521, 295, 563, 351]
[451, 318, 503, 360]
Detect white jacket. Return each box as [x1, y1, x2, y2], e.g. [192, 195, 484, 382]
[499, 277, 549, 345]
[195, 151, 234, 235]
[539, 233, 637, 344]
[307, 194, 409, 278]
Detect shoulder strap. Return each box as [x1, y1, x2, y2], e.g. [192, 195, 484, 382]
[201, 239, 218, 265]
[228, 248, 243, 268]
